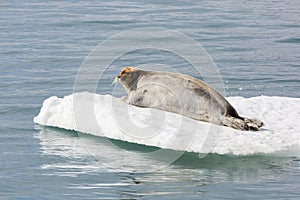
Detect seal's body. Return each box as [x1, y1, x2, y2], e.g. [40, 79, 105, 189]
[114, 67, 263, 131]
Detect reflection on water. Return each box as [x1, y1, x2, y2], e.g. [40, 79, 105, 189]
[34, 126, 292, 198]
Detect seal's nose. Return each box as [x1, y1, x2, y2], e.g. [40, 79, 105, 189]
[117, 70, 126, 78]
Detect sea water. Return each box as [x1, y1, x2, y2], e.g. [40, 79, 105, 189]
[1, 0, 300, 199]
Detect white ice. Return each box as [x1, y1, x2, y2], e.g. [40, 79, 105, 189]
[34, 92, 300, 156]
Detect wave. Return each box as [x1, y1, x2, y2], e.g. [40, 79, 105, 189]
[34, 92, 300, 156]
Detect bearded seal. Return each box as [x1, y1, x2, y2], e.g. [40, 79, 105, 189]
[114, 67, 264, 131]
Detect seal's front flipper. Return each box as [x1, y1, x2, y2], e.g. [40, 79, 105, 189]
[120, 96, 128, 102]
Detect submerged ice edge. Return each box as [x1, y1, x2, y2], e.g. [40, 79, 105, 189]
[34, 92, 300, 156]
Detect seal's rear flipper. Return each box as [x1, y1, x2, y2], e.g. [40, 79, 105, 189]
[224, 116, 249, 131]
[244, 118, 264, 127]
[244, 118, 264, 131]
[224, 117, 264, 131]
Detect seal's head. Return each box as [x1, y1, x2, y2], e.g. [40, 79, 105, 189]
[114, 67, 141, 93]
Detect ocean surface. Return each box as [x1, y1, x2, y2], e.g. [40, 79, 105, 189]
[1, 0, 300, 199]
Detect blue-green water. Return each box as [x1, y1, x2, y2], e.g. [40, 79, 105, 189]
[1, 0, 300, 199]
